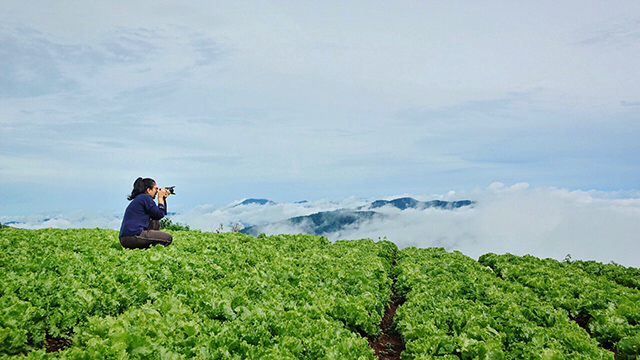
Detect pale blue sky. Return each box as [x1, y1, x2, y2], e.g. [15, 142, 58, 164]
[1, 1, 639, 215]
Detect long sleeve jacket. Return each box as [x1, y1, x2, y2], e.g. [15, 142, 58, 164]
[119, 194, 167, 237]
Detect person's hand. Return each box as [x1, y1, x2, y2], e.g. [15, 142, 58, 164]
[158, 188, 170, 199]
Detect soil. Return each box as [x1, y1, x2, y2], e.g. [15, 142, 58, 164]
[45, 335, 72, 353]
[368, 284, 406, 360]
[42, 260, 408, 357]
[569, 314, 618, 355]
[570, 315, 590, 331]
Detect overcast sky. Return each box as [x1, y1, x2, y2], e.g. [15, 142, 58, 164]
[1, 1, 639, 216]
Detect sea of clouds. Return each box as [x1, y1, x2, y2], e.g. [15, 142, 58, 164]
[2, 183, 639, 268]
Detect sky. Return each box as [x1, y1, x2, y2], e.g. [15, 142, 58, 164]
[1, 2, 639, 264]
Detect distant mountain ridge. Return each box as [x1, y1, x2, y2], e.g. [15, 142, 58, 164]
[240, 197, 475, 237]
[233, 198, 276, 206]
[234, 197, 476, 210]
[241, 210, 385, 237]
[367, 197, 475, 210]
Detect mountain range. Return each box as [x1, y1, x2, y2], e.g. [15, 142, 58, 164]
[240, 197, 475, 237]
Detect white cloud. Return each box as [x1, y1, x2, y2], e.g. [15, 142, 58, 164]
[171, 197, 369, 232]
[1, 210, 121, 230]
[4, 185, 639, 268]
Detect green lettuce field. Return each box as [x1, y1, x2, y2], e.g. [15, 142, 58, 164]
[1, 227, 639, 359]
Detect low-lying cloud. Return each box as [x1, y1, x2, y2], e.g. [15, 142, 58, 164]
[3, 183, 639, 268]
[337, 184, 640, 268]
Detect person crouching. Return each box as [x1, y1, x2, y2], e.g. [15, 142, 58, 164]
[119, 177, 173, 249]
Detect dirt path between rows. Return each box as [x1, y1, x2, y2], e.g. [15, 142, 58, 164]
[45, 335, 72, 353]
[368, 264, 406, 359]
[45, 260, 408, 357]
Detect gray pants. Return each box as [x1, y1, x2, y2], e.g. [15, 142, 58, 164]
[119, 219, 173, 249]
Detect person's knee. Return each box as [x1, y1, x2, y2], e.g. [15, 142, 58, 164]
[120, 236, 142, 249]
[161, 233, 173, 246]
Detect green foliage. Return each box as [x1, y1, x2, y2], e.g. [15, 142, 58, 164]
[1, 228, 638, 359]
[479, 252, 640, 358]
[0, 228, 391, 359]
[569, 259, 640, 291]
[396, 248, 615, 359]
[159, 217, 190, 231]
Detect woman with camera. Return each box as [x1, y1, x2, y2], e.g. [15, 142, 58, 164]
[119, 177, 173, 249]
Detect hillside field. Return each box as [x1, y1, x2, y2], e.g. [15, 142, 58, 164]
[1, 227, 639, 359]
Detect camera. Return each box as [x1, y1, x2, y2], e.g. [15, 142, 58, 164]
[163, 186, 176, 195]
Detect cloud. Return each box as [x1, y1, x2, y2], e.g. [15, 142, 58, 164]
[0, 26, 78, 98]
[1, 210, 121, 230]
[575, 17, 640, 47]
[0, 23, 166, 99]
[172, 197, 369, 232]
[4, 185, 639, 268]
[375, 184, 640, 268]
[190, 36, 224, 66]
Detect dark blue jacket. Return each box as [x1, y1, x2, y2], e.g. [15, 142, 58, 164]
[119, 194, 167, 237]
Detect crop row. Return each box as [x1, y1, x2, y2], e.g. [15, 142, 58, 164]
[568, 259, 640, 291]
[2, 228, 640, 359]
[393, 247, 613, 359]
[479, 253, 640, 359]
[0, 228, 396, 359]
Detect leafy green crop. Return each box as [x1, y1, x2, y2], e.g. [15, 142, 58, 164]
[568, 259, 640, 291]
[480, 253, 640, 359]
[395, 248, 614, 359]
[1, 228, 638, 359]
[0, 228, 394, 359]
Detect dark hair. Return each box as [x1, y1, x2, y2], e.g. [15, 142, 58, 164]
[127, 177, 156, 201]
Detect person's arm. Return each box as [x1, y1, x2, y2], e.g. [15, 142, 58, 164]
[143, 194, 166, 220]
[157, 188, 169, 215]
